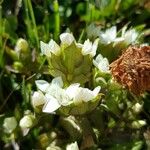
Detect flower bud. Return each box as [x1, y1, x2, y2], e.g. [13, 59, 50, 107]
[60, 33, 75, 46]
[40, 40, 60, 57]
[66, 142, 79, 150]
[19, 115, 34, 129]
[131, 120, 146, 129]
[3, 117, 17, 133]
[132, 103, 143, 114]
[15, 38, 29, 53]
[93, 54, 109, 73]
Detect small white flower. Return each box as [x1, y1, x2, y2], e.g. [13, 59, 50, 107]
[40, 40, 60, 57]
[73, 86, 100, 104]
[40, 41, 51, 57]
[66, 84, 100, 104]
[60, 33, 75, 46]
[36, 77, 100, 114]
[99, 26, 124, 44]
[132, 103, 143, 114]
[32, 91, 46, 108]
[93, 54, 109, 72]
[48, 39, 61, 55]
[122, 29, 138, 44]
[3, 117, 17, 133]
[131, 120, 146, 129]
[82, 39, 99, 57]
[66, 141, 79, 150]
[19, 115, 34, 128]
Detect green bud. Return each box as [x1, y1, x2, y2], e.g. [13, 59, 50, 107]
[13, 61, 23, 71]
[15, 38, 29, 53]
[3, 117, 17, 134]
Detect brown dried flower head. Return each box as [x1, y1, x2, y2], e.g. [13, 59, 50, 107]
[110, 46, 150, 95]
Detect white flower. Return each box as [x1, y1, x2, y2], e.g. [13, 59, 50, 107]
[82, 39, 99, 57]
[73, 86, 100, 104]
[32, 91, 46, 108]
[3, 117, 17, 133]
[66, 141, 79, 150]
[93, 54, 109, 72]
[60, 33, 75, 46]
[36, 77, 101, 114]
[40, 39, 60, 57]
[48, 39, 61, 55]
[131, 120, 146, 129]
[99, 26, 124, 44]
[132, 103, 143, 114]
[122, 29, 138, 44]
[66, 84, 100, 104]
[19, 115, 34, 128]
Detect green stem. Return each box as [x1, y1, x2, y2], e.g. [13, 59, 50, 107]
[0, 5, 2, 48]
[23, 0, 32, 40]
[27, 0, 39, 48]
[53, 0, 60, 41]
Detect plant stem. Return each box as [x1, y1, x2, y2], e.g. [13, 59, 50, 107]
[0, 4, 2, 48]
[53, 0, 60, 41]
[27, 0, 39, 48]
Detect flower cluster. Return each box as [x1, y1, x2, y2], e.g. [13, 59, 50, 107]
[98, 26, 139, 62]
[32, 77, 101, 115]
[40, 33, 99, 84]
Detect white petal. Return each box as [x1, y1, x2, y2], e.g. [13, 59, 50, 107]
[99, 26, 117, 44]
[66, 141, 79, 150]
[93, 86, 101, 96]
[123, 29, 138, 44]
[105, 26, 117, 41]
[51, 76, 63, 88]
[46, 84, 62, 98]
[76, 43, 83, 48]
[73, 88, 93, 103]
[56, 89, 71, 106]
[40, 41, 51, 57]
[93, 54, 109, 72]
[43, 95, 61, 113]
[113, 37, 124, 42]
[35, 80, 50, 92]
[90, 38, 99, 57]
[82, 39, 92, 55]
[32, 91, 46, 108]
[60, 33, 75, 46]
[66, 83, 80, 99]
[48, 39, 60, 55]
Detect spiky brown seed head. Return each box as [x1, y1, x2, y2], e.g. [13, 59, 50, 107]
[110, 46, 150, 95]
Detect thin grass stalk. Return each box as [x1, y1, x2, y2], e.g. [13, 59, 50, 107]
[53, 0, 60, 41]
[23, 0, 32, 41]
[0, 4, 2, 48]
[27, 0, 39, 48]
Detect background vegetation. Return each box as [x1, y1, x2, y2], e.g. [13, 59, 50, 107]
[0, 0, 150, 149]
